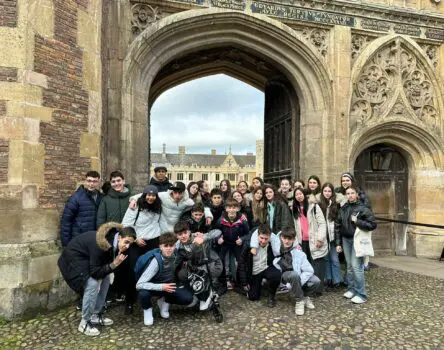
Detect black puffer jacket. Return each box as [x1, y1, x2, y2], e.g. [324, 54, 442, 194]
[267, 200, 295, 233]
[334, 201, 377, 246]
[179, 210, 210, 233]
[58, 222, 121, 294]
[60, 185, 103, 247]
[149, 176, 172, 193]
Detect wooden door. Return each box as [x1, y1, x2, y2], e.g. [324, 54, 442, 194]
[354, 144, 409, 255]
[263, 78, 298, 185]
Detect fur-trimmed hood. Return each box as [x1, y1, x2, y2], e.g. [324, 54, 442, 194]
[308, 193, 321, 205]
[96, 222, 123, 250]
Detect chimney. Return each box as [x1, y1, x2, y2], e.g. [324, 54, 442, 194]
[211, 149, 216, 155]
[162, 143, 166, 154]
[178, 146, 186, 156]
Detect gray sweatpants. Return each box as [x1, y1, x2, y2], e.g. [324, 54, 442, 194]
[282, 271, 321, 302]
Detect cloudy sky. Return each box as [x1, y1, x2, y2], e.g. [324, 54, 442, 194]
[150, 74, 264, 155]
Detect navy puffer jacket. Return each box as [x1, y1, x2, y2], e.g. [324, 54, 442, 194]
[60, 185, 103, 247]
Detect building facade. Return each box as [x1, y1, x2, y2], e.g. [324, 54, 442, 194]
[0, 0, 443, 318]
[151, 141, 263, 189]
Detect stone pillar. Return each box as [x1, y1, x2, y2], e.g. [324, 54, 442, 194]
[0, 0, 103, 319]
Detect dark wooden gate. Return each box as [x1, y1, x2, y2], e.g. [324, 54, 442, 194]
[354, 144, 409, 255]
[263, 77, 299, 185]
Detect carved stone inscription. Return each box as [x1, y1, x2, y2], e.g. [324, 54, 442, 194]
[425, 28, 444, 41]
[251, 2, 355, 27]
[171, 0, 204, 4]
[361, 19, 390, 32]
[211, 0, 245, 10]
[394, 24, 421, 37]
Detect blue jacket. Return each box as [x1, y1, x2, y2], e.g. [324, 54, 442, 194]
[60, 185, 103, 247]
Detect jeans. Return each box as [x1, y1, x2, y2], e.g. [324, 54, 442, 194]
[282, 271, 321, 301]
[139, 288, 194, 309]
[219, 243, 241, 282]
[82, 275, 110, 321]
[312, 258, 325, 293]
[325, 241, 343, 285]
[248, 265, 282, 301]
[342, 237, 366, 299]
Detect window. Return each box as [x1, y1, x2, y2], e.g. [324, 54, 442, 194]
[215, 173, 220, 182]
[167, 172, 172, 179]
[202, 173, 208, 181]
[177, 173, 184, 181]
[228, 173, 236, 181]
[188, 173, 193, 181]
[244, 174, 248, 181]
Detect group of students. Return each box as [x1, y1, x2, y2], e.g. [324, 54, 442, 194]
[57, 166, 377, 336]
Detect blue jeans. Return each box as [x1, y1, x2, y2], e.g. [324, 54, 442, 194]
[325, 241, 343, 285]
[82, 275, 110, 321]
[139, 288, 193, 310]
[342, 237, 366, 299]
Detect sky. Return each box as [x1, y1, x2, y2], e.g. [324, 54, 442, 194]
[150, 74, 264, 155]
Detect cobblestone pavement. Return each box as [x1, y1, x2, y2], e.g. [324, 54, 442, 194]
[1, 266, 443, 350]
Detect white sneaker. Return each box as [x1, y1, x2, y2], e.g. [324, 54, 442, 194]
[295, 301, 305, 316]
[199, 290, 213, 311]
[351, 295, 367, 304]
[90, 313, 113, 326]
[157, 297, 170, 319]
[304, 297, 315, 310]
[343, 290, 354, 299]
[78, 319, 100, 336]
[143, 308, 153, 326]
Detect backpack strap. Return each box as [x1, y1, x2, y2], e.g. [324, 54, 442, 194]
[133, 206, 142, 225]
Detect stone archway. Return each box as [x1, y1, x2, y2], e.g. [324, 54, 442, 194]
[118, 8, 333, 189]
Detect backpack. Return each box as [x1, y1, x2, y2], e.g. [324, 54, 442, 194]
[134, 248, 163, 281]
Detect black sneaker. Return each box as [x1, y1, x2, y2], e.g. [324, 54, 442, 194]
[267, 296, 276, 308]
[124, 304, 133, 315]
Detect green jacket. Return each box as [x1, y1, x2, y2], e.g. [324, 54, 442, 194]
[96, 186, 132, 227]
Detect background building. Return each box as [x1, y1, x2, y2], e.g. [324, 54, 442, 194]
[151, 140, 264, 189]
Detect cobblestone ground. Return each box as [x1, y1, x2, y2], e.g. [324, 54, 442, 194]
[1, 266, 443, 350]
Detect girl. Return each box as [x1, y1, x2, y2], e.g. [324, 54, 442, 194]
[245, 177, 264, 205]
[187, 181, 202, 203]
[264, 185, 294, 233]
[335, 172, 371, 208]
[220, 179, 232, 202]
[196, 180, 211, 205]
[251, 187, 266, 230]
[292, 187, 328, 292]
[293, 179, 305, 190]
[237, 180, 250, 199]
[318, 183, 342, 288]
[307, 175, 322, 205]
[335, 186, 376, 304]
[232, 190, 253, 228]
[121, 185, 162, 314]
[279, 178, 293, 206]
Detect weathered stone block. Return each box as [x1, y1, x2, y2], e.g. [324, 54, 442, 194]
[0, 261, 27, 288]
[0, 210, 22, 242]
[22, 142, 45, 184]
[0, 117, 25, 140]
[80, 132, 100, 158]
[26, 0, 55, 38]
[19, 69, 48, 89]
[0, 82, 43, 104]
[0, 288, 15, 320]
[22, 185, 38, 209]
[0, 184, 22, 210]
[6, 101, 53, 121]
[21, 209, 59, 242]
[26, 254, 60, 285]
[0, 29, 25, 68]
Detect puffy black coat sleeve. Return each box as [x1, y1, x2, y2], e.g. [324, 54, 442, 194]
[334, 207, 344, 246]
[238, 242, 251, 287]
[89, 247, 113, 280]
[60, 195, 79, 247]
[356, 206, 377, 232]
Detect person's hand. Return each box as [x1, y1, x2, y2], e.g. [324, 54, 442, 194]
[162, 283, 176, 293]
[296, 245, 302, 251]
[236, 236, 242, 246]
[336, 246, 343, 253]
[193, 236, 204, 245]
[351, 214, 358, 223]
[206, 217, 213, 226]
[250, 248, 257, 255]
[129, 199, 137, 210]
[112, 253, 127, 267]
[243, 284, 250, 292]
[217, 236, 224, 245]
[315, 240, 323, 248]
[194, 232, 204, 238]
[136, 238, 146, 247]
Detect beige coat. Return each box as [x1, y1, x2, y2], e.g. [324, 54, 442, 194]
[293, 203, 328, 260]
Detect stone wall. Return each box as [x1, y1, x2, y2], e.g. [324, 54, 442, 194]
[0, 0, 102, 319]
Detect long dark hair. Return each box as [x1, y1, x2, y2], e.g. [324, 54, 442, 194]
[307, 175, 321, 195]
[137, 192, 161, 214]
[250, 176, 265, 191]
[220, 179, 232, 200]
[292, 188, 308, 218]
[252, 186, 266, 223]
[318, 183, 338, 221]
[264, 184, 285, 203]
[187, 181, 198, 199]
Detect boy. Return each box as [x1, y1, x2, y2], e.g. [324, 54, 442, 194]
[216, 198, 250, 288]
[277, 229, 321, 316]
[180, 203, 209, 234]
[149, 166, 172, 192]
[58, 222, 135, 336]
[209, 188, 225, 229]
[174, 221, 223, 310]
[238, 224, 281, 307]
[136, 232, 194, 326]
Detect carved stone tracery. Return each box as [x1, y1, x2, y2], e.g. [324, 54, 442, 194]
[351, 34, 372, 64]
[419, 44, 439, 69]
[351, 39, 440, 132]
[302, 28, 328, 57]
[131, 4, 161, 36]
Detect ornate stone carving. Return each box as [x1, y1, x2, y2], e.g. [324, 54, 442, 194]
[351, 34, 371, 64]
[351, 39, 440, 132]
[302, 28, 328, 57]
[419, 44, 438, 69]
[131, 4, 161, 36]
